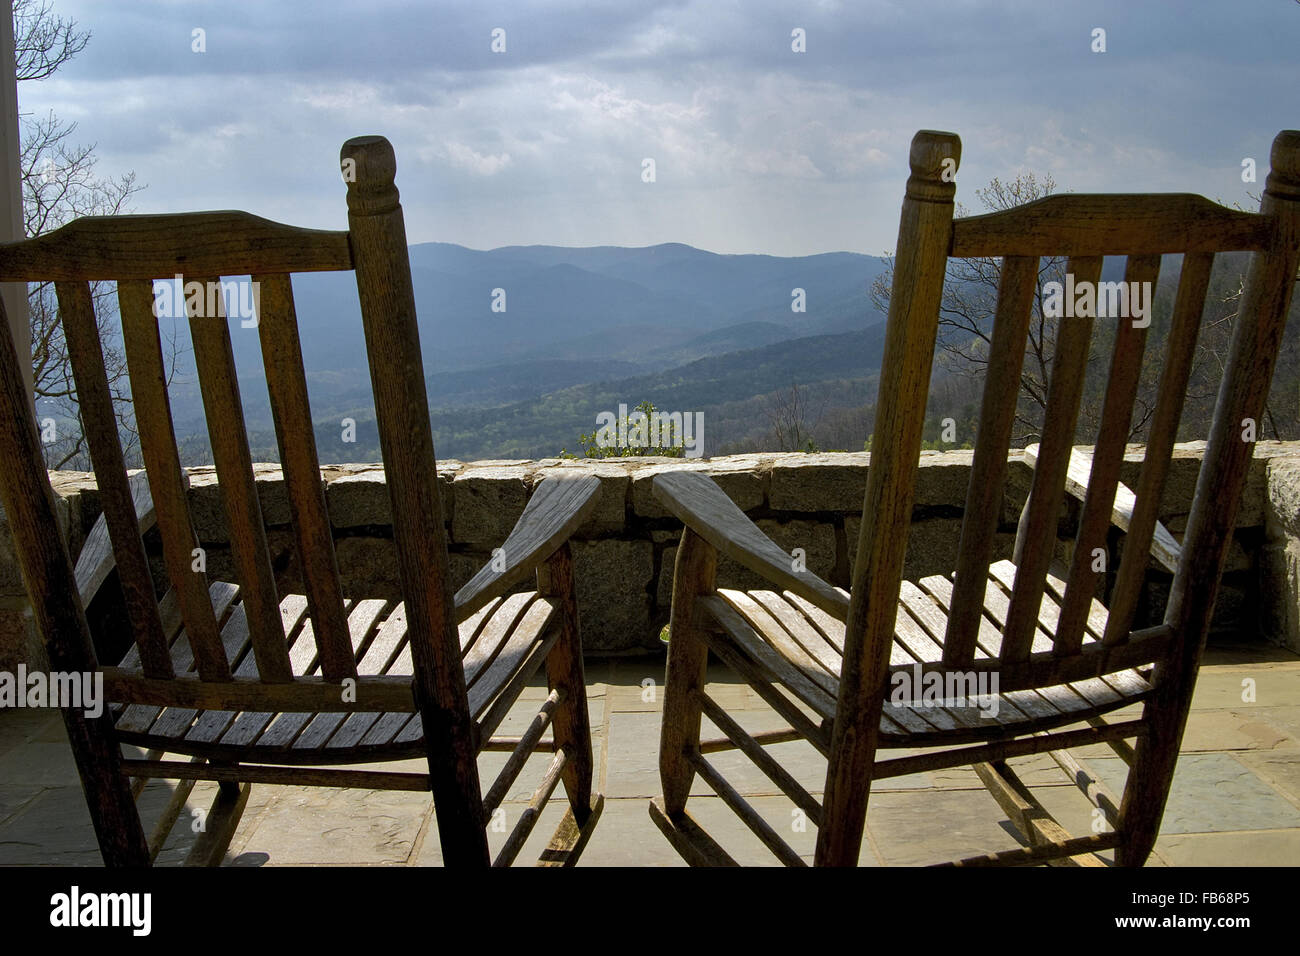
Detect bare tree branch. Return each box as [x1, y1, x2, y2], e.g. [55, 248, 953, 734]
[12, 0, 88, 82]
[14, 2, 178, 469]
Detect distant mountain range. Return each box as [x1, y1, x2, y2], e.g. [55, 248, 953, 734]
[147, 241, 890, 462]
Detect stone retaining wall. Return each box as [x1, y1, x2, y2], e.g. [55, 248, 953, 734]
[5, 442, 1300, 664]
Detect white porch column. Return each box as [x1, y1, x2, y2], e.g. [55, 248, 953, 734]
[0, 0, 37, 674]
[0, 0, 29, 396]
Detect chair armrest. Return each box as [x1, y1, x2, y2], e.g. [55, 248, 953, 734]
[1024, 443, 1181, 573]
[454, 474, 602, 621]
[74, 469, 170, 606]
[652, 471, 849, 617]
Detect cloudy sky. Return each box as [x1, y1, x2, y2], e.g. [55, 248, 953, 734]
[18, 0, 1300, 257]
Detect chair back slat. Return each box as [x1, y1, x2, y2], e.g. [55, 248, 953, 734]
[118, 278, 230, 681]
[1102, 252, 1213, 644]
[942, 255, 1037, 666]
[187, 275, 292, 682]
[1000, 256, 1101, 662]
[1053, 254, 1160, 655]
[255, 272, 355, 680]
[55, 280, 172, 678]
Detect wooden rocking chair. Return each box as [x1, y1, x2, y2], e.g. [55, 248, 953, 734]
[649, 128, 1300, 866]
[0, 135, 603, 867]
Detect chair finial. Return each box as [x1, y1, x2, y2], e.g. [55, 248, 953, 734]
[341, 135, 399, 216]
[1266, 130, 1300, 202]
[907, 130, 961, 202]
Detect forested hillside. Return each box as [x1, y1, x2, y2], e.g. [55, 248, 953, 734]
[47, 239, 1296, 471]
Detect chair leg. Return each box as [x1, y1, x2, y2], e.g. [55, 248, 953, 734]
[538, 543, 595, 822]
[648, 796, 739, 866]
[423, 708, 492, 867]
[183, 780, 251, 867]
[816, 621, 890, 866]
[143, 757, 202, 862]
[658, 530, 716, 815]
[1115, 698, 1186, 866]
[63, 710, 151, 867]
[538, 793, 605, 867]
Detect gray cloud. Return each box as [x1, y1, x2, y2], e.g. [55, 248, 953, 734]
[18, 0, 1300, 255]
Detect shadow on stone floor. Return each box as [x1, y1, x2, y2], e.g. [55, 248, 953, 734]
[1, 642, 1298, 866]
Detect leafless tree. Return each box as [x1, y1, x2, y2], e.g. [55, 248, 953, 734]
[763, 381, 824, 452]
[13, 0, 85, 81]
[871, 173, 1090, 444]
[871, 172, 1191, 447]
[15, 1, 177, 468]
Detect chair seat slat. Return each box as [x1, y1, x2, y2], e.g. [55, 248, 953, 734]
[719, 589, 839, 697]
[919, 574, 1062, 721]
[325, 602, 417, 750]
[150, 599, 254, 739]
[704, 579, 1158, 740]
[1036, 571, 1143, 703]
[292, 599, 389, 749]
[899, 580, 1032, 725]
[217, 597, 314, 749]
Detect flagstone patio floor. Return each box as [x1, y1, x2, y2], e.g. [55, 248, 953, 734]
[1, 641, 1298, 866]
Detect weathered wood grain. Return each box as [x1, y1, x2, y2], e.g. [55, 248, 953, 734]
[952, 193, 1269, 258]
[1054, 255, 1160, 655]
[537, 544, 596, 823]
[344, 135, 488, 866]
[943, 255, 1037, 665]
[0, 211, 351, 281]
[456, 475, 601, 616]
[1100, 252, 1211, 642]
[653, 471, 848, 617]
[1118, 130, 1300, 866]
[1003, 255, 1101, 662]
[119, 278, 229, 682]
[658, 528, 716, 813]
[188, 275, 291, 682]
[0, 292, 150, 865]
[0, 134, 601, 867]
[59, 282, 173, 678]
[255, 272, 355, 680]
[819, 131, 962, 867]
[647, 127, 1300, 868]
[1024, 444, 1182, 574]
